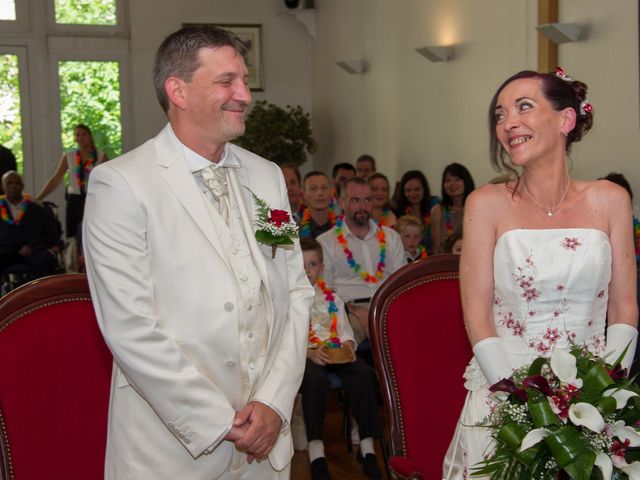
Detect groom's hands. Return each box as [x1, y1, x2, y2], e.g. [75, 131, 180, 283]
[232, 401, 282, 462]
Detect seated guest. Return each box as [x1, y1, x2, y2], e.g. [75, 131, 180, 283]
[280, 162, 304, 221]
[394, 170, 440, 253]
[318, 177, 404, 344]
[430, 163, 475, 253]
[439, 226, 464, 255]
[300, 171, 337, 239]
[331, 162, 356, 199]
[0, 171, 60, 277]
[395, 215, 427, 263]
[355, 154, 376, 178]
[368, 172, 397, 228]
[300, 238, 382, 480]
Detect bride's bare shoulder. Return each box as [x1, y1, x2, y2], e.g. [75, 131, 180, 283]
[466, 181, 514, 209]
[578, 178, 630, 205]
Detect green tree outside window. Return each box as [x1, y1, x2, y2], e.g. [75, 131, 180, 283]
[54, 0, 116, 25]
[0, 54, 24, 172]
[58, 60, 122, 160]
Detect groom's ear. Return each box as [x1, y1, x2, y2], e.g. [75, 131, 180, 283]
[165, 77, 187, 111]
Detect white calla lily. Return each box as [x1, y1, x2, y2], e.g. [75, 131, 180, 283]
[595, 452, 613, 480]
[550, 348, 583, 387]
[604, 388, 639, 409]
[613, 420, 640, 447]
[519, 428, 551, 452]
[568, 403, 605, 432]
[621, 461, 640, 480]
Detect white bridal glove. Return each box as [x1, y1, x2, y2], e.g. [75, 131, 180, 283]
[473, 336, 513, 385]
[605, 323, 638, 371]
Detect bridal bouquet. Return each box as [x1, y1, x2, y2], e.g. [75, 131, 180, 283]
[472, 346, 640, 480]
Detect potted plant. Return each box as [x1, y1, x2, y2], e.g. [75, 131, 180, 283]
[236, 100, 317, 167]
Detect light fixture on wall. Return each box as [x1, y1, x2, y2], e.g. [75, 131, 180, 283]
[336, 60, 367, 74]
[536, 23, 582, 44]
[415, 45, 453, 62]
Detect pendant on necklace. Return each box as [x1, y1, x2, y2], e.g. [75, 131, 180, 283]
[547, 211, 553, 217]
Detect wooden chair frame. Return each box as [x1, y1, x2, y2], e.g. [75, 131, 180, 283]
[0, 274, 99, 480]
[369, 255, 463, 480]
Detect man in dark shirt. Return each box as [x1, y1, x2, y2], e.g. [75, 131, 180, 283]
[0, 145, 17, 194]
[0, 171, 60, 276]
[299, 171, 336, 239]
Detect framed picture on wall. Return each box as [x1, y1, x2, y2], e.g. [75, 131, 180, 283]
[184, 23, 264, 91]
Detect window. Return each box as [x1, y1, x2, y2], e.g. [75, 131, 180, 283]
[0, 52, 24, 172]
[54, 0, 116, 26]
[0, 1, 16, 21]
[58, 60, 122, 158]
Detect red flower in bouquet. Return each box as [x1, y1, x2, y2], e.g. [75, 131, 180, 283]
[269, 209, 291, 228]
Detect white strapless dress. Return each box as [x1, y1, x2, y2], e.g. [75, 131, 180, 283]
[443, 229, 611, 479]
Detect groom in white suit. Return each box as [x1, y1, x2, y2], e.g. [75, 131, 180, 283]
[83, 25, 314, 479]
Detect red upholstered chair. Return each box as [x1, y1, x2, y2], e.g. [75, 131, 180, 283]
[369, 255, 471, 479]
[0, 274, 112, 480]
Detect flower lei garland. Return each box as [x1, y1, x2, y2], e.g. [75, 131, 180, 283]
[473, 345, 640, 479]
[249, 190, 299, 258]
[376, 206, 393, 227]
[335, 216, 386, 283]
[417, 244, 428, 259]
[308, 278, 342, 348]
[300, 206, 337, 238]
[443, 206, 455, 237]
[405, 205, 431, 231]
[0, 194, 31, 225]
[74, 147, 97, 192]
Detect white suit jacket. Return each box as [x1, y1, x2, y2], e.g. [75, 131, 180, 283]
[83, 124, 314, 479]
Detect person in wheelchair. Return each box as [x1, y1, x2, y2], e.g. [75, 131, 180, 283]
[0, 171, 61, 278]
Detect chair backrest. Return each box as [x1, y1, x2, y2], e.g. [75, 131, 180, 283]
[0, 274, 112, 480]
[370, 255, 471, 478]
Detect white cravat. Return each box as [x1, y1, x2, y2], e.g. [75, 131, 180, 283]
[200, 165, 230, 224]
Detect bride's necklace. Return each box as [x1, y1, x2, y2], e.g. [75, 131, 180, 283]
[522, 176, 571, 217]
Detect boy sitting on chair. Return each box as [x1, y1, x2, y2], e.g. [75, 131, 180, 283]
[300, 237, 382, 480]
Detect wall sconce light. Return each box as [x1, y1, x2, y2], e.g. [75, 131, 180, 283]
[415, 45, 453, 62]
[536, 23, 582, 44]
[336, 60, 367, 74]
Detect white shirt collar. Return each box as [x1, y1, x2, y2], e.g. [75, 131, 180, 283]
[167, 124, 240, 173]
[341, 218, 380, 241]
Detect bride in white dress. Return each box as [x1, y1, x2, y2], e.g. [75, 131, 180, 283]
[443, 69, 638, 479]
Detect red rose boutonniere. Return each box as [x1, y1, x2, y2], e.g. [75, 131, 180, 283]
[249, 190, 299, 258]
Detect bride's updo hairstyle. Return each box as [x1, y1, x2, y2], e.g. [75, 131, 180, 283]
[488, 70, 594, 176]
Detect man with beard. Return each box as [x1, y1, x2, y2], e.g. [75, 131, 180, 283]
[83, 25, 313, 480]
[317, 176, 404, 344]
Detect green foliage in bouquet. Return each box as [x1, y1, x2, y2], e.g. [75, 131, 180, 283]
[472, 345, 640, 480]
[235, 100, 317, 167]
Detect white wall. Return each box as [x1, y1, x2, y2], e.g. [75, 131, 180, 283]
[310, 0, 640, 205]
[128, 0, 313, 147]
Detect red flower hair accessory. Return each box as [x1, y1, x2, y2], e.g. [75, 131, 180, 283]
[555, 66, 573, 82]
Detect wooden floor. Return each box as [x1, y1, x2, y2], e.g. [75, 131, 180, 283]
[290, 392, 390, 480]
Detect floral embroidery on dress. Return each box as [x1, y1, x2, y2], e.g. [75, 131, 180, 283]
[562, 237, 582, 250]
[596, 290, 605, 298]
[513, 254, 542, 303]
[590, 333, 605, 356]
